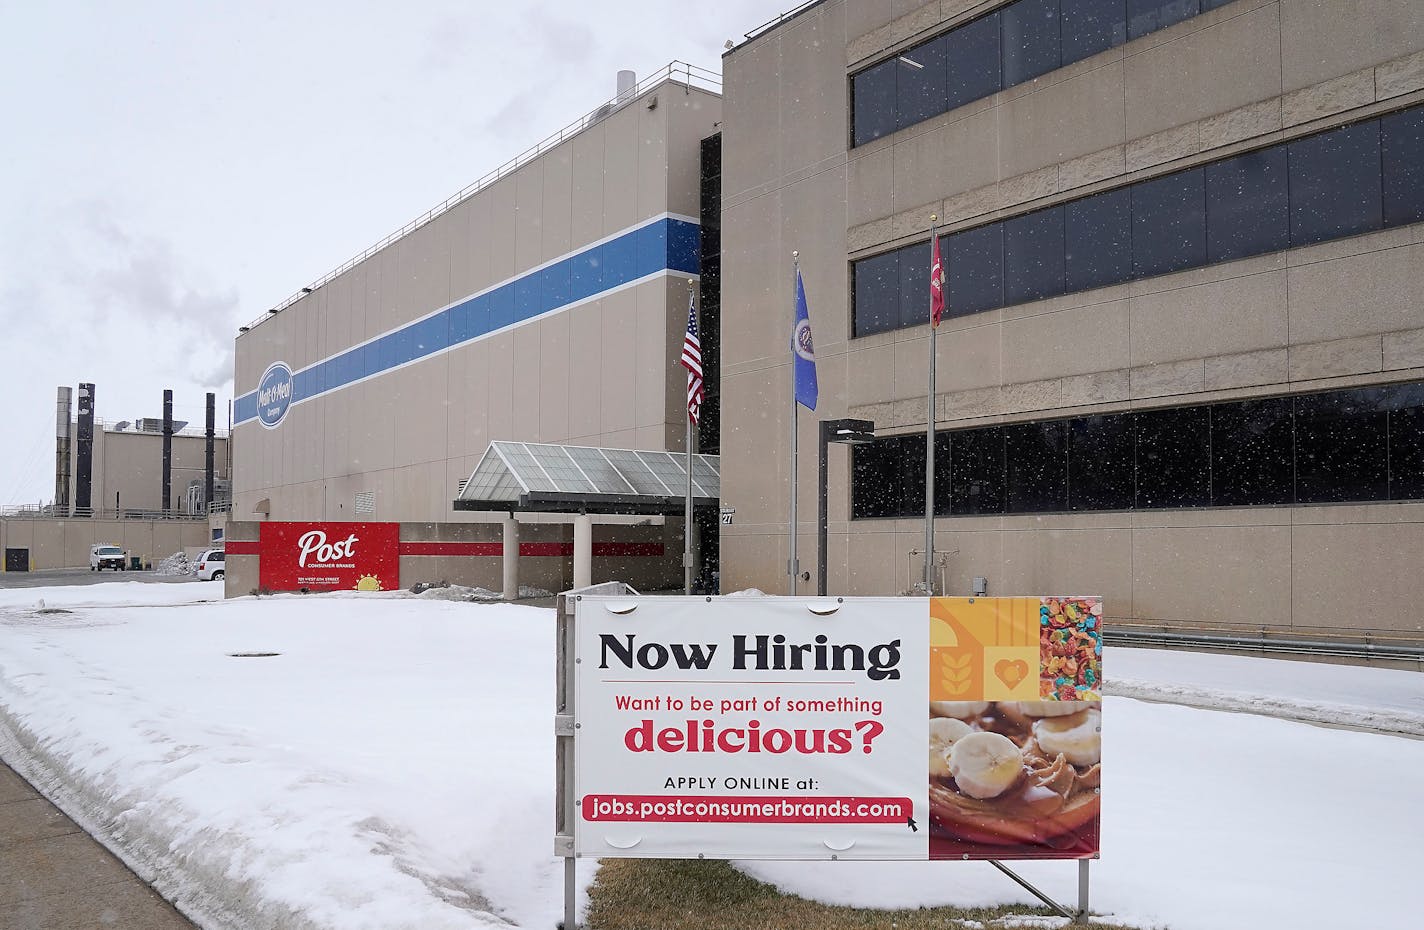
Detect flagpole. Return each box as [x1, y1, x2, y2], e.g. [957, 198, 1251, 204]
[789, 251, 800, 596]
[685, 280, 696, 595]
[925, 215, 938, 596]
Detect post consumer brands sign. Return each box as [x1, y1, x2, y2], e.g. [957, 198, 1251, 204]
[258, 522, 400, 592]
[573, 595, 1101, 860]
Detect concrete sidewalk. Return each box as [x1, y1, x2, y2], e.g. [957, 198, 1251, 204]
[0, 761, 197, 929]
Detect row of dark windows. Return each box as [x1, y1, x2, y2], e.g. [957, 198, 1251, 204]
[851, 382, 1424, 519]
[853, 104, 1424, 337]
[852, 0, 1235, 147]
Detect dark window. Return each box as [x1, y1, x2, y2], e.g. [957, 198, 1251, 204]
[1006, 420, 1067, 512]
[946, 224, 1005, 317]
[934, 432, 953, 516]
[897, 240, 932, 329]
[1135, 406, 1211, 508]
[1388, 384, 1424, 500]
[851, 0, 1232, 145]
[1382, 107, 1424, 228]
[1211, 397, 1294, 506]
[853, 104, 1423, 338]
[852, 59, 897, 147]
[1294, 389, 1389, 503]
[852, 439, 903, 518]
[1127, 0, 1199, 40]
[895, 34, 950, 129]
[896, 433, 928, 517]
[1131, 167, 1206, 278]
[1065, 188, 1131, 293]
[1067, 414, 1134, 510]
[1003, 206, 1066, 305]
[1205, 148, 1290, 263]
[1002, 0, 1062, 86]
[950, 426, 1005, 515]
[946, 12, 1003, 111]
[1288, 119, 1383, 246]
[853, 250, 900, 337]
[1062, 0, 1126, 63]
[855, 379, 1424, 519]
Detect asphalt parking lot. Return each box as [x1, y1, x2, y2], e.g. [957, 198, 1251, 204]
[0, 567, 203, 590]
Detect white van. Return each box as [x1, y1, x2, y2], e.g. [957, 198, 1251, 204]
[194, 549, 225, 581]
[90, 545, 127, 571]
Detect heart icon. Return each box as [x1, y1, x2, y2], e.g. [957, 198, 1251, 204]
[994, 659, 1029, 690]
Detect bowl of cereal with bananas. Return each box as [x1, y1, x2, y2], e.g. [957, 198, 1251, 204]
[928, 699, 1100, 849]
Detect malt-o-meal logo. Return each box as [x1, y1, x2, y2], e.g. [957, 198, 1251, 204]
[257, 361, 294, 429]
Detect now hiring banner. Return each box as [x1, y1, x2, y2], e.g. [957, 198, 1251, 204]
[573, 596, 1102, 861]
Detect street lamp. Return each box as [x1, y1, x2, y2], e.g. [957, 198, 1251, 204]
[818, 418, 876, 596]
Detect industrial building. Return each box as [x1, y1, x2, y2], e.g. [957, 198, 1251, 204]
[216, 1, 1424, 645]
[718, 0, 1424, 643]
[0, 384, 227, 572]
[225, 65, 724, 594]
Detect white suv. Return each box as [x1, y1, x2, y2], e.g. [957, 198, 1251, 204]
[195, 549, 225, 581]
[90, 545, 126, 571]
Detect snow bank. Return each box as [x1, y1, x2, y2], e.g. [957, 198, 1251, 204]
[1107, 647, 1424, 737]
[0, 579, 219, 610]
[156, 551, 193, 575]
[741, 696, 1421, 929]
[0, 593, 593, 930]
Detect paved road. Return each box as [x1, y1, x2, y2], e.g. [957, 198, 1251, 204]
[0, 568, 203, 590]
[0, 762, 198, 929]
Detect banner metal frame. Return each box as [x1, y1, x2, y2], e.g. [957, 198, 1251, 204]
[554, 588, 1094, 928]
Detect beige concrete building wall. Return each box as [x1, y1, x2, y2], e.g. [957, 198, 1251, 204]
[720, 0, 1424, 636]
[0, 518, 211, 571]
[232, 80, 721, 529]
[62, 428, 230, 515]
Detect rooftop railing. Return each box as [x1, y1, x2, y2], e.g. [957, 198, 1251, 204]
[240, 61, 721, 332]
[0, 505, 214, 521]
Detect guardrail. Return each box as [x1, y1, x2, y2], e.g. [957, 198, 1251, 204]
[82, 418, 230, 439]
[1104, 627, 1424, 664]
[739, 0, 824, 44]
[241, 60, 722, 332]
[0, 506, 209, 521]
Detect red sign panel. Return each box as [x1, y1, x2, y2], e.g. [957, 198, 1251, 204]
[258, 522, 400, 592]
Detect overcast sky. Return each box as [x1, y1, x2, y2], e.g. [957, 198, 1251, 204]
[0, 0, 786, 507]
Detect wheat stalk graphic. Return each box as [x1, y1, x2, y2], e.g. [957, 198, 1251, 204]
[938, 653, 973, 696]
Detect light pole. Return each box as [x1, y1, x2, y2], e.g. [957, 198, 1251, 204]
[817, 418, 876, 596]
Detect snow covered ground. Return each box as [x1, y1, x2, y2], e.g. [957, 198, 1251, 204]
[0, 583, 1419, 930]
[1107, 646, 1424, 736]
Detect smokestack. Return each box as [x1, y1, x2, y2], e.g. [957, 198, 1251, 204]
[76, 383, 94, 516]
[617, 69, 636, 103]
[162, 389, 173, 513]
[205, 393, 215, 513]
[55, 387, 72, 514]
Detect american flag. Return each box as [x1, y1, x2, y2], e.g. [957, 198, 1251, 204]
[679, 291, 704, 424]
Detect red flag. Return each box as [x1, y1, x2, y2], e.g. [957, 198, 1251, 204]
[930, 233, 944, 327]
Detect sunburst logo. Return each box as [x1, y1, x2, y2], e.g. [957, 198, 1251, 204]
[354, 575, 383, 591]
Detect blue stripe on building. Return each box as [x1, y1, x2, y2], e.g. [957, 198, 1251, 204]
[235, 215, 700, 425]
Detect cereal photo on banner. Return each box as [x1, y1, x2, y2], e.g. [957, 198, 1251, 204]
[927, 597, 1101, 860]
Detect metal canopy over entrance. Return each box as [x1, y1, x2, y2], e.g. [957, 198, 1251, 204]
[454, 441, 720, 515]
